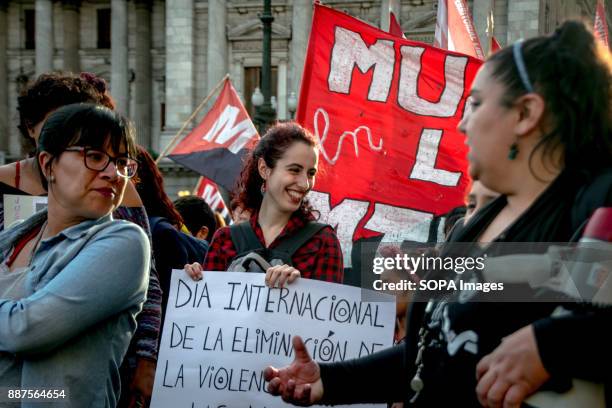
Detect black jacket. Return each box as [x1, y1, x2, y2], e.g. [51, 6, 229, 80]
[149, 216, 209, 323]
[319, 169, 612, 406]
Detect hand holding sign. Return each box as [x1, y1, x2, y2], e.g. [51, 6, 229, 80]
[265, 265, 301, 288]
[151, 271, 394, 407]
[265, 336, 324, 406]
[184, 262, 204, 280]
[185, 261, 302, 288]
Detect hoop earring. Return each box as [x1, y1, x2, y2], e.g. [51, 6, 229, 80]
[260, 181, 266, 195]
[508, 143, 519, 160]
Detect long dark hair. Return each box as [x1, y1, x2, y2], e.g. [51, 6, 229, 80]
[133, 146, 184, 228]
[233, 122, 319, 220]
[487, 20, 612, 175]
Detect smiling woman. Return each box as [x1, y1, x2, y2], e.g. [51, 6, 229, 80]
[0, 103, 150, 407]
[185, 122, 343, 287]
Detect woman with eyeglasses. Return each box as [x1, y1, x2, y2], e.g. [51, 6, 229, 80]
[264, 21, 612, 407]
[0, 72, 142, 231]
[0, 103, 149, 407]
[0, 72, 162, 408]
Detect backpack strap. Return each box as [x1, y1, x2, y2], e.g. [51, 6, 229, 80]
[228, 221, 329, 269]
[229, 222, 264, 255]
[274, 222, 329, 258]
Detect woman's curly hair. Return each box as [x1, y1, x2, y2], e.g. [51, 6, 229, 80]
[17, 72, 115, 155]
[233, 122, 319, 221]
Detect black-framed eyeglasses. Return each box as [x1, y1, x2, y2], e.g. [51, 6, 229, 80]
[64, 147, 138, 178]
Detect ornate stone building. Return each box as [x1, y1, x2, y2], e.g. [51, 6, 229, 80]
[0, 0, 607, 194]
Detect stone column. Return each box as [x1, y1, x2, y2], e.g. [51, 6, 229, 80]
[162, 0, 193, 150]
[206, 0, 227, 92]
[111, 0, 129, 114]
[35, 0, 54, 75]
[62, 0, 80, 73]
[230, 57, 244, 104]
[507, 0, 540, 43]
[134, 0, 152, 148]
[380, 0, 401, 31]
[492, 0, 508, 48]
[289, 0, 313, 95]
[473, 0, 493, 54]
[0, 1, 8, 155]
[151, 80, 163, 153]
[277, 59, 287, 120]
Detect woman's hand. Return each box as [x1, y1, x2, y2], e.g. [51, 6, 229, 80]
[265, 264, 301, 288]
[184, 262, 203, 281]
[476, 325, 550, 408]
[264, 336, 323, 406]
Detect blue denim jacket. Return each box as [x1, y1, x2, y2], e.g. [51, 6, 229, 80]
[0, 211, 150, 408]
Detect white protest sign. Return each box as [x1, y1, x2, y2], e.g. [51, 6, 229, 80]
[151, 271, 395, 408]
[3, 194, 48, 229]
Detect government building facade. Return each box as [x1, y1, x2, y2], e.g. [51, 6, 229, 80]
[0, 0, 606, 195]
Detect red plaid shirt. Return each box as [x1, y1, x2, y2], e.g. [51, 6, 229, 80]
[203, 212, 343, 283]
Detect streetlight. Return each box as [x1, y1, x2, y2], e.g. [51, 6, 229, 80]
[252, 0, 276, 134]
[251, 87, 264, 109]
[287, 91, 297, 119]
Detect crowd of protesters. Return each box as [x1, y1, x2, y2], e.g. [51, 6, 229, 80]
[0, 18, 610, 408]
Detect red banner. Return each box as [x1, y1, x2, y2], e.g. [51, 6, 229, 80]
[194, 176, 231, 224]
[168, 78, 259, 191]
[389, 11, 405, 39]
[298, 4, 481, 265]
[595, 0, 609, 48]
[434, 0, 484, 59]
[490, 36, 502, 54]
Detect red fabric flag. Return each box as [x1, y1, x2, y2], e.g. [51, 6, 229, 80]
[434, 0, 484, 59]
[298, 3, 482, 265]
[595, 0, 609, 48]
[389, 11, 406, 39]
[194, 176, 231, 224]
[490, 35, 501, 53]
[168, 78, 259, 191]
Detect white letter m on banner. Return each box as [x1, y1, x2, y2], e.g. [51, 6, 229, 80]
[203, 105, 257, 154]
